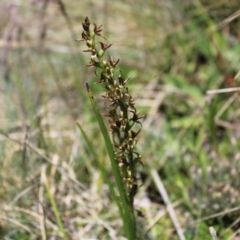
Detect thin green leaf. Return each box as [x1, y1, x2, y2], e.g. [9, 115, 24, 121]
[85, 83, 136, 240]
[44, 180, 67, 239]
[76, 122, 124, 219]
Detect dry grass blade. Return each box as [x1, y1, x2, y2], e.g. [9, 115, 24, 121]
[188, 206, 240, 226]
[0, 216, 32, 234]
[207, 87, 240, 94]
[151, 169, 186, 240]
[209, 226, 218, 240]
[2, 204, 59, 231]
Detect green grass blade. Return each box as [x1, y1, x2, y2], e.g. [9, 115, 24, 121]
[76, 122, 125, 219]
[44, 180, 67, 239]
[85, 83, 136, 240]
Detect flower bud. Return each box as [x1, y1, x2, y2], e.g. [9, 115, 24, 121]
[98, 49, 104, 58]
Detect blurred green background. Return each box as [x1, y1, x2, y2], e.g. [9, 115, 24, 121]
[1, 0, 240, 239]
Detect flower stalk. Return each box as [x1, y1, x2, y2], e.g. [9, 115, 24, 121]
[78, 17, 143, 209]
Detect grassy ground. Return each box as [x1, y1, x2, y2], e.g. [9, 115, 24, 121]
[1, 0, 240, 239]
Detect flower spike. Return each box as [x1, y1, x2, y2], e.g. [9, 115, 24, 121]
[79, 17, 143, 209]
